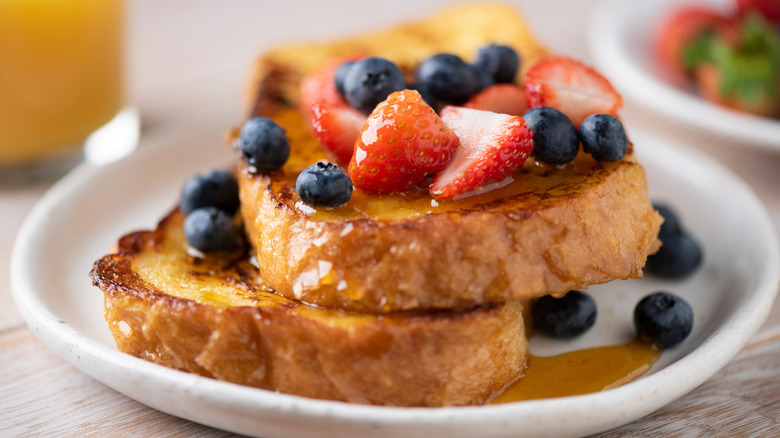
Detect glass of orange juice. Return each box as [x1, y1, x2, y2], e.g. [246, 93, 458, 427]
[0, 0, 136, 180]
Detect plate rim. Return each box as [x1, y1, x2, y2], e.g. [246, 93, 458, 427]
[10, 131, 780, 437]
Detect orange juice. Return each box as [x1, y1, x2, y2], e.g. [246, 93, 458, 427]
[0, 0, 124, 166]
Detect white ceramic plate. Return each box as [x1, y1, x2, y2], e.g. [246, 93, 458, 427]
[589, 0, 780, 152]
[11, 132, 779, 438]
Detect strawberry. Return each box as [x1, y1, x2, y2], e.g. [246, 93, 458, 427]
[524, 57, 623, 127]
[691, 12, 780, 118]
[653, 6, 735, 76]
[695, 63, 780, 118]
[463, 84, 527, 116]
[430, 106, 534, 200]
[310, 103, 367, 165]
[349, 90, 459, 194]
[301, 55, 367, 164]
[298, 54, 365, 116]
[737, 0, 780, 23]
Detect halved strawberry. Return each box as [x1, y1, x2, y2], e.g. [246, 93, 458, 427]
[349, 90, 459, 194]
[524, 57, 623, 127]
[654, 6, 735, 76]
[463, 84, 527, 116]
[299, 54, 365, 116]
[430, 106, 534, 200]
[311, 103, 367, 165]
[301, 55, 367, 164]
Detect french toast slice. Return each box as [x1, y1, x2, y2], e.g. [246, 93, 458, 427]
[235, 5, 663, 313]
[90, 209, 528, 407]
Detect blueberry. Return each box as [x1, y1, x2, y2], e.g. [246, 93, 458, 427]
[183, 207, 240, 252]
[474, 44, 520, 83]
[532, 290, 597, 338]
[523, 107, 579, 164]
[634, 292, 693, 348]
[406, 82, 438, 111]
[239, 117, 290, 172]
[652, 202, 681, 238]
[646, 232, 703, 278]
[179, 170, 240, 215]
[469, 64, 495, 90]
[334, 60, 356, 100]
[578, 114, 627, 162]
[296, 162, 353, 207]
[416, 53, 481, 104]
[342, 57, 406, 115]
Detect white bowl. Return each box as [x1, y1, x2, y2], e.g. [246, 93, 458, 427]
[590, 0, 780, 152]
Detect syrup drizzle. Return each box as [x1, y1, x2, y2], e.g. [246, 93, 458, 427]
[490, 339, 661, 403]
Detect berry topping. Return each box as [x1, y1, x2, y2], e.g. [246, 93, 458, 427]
[299, 55, 363, 116]
[430, 106, 533, 200]
[239, 117, 290, 172]
[634, 292, 693, 348]
[341, 57, 406, 115]
[473, 44, 520, 83]
[296, 162, 353, 207]
[470, 63, 495, 90]
[349, 90, 459, 194]
[334, 60, 357, 99]
[180, 170, 240, 216]
[417, 53, 482, 104]
[532, 290, 597, 339]
[310, 103, 366, 165]
[463, 84, 527, 116]
[524, 56, 623, 127]
[578, 114, 628, 162]
[183, 207, 240, 252]
[522, 106, 579, 165]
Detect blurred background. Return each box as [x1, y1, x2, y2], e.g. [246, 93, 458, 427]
[124, 0, 602, 156]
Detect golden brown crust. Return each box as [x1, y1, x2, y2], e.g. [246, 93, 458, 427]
[236, 4, 662, 313]
[90, 210, 528, 406]
[239, 149, 661, 313]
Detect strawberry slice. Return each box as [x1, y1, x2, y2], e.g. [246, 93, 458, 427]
[653, 6, 734, 76]
[299, 54, 365, 116]
[349, 89, 459, 194]
[430, 106, 534, 200]
[311, 103, 367, 165]
[301, 55, 367, 164]
[524, 57, 623, 127]
[463, 84, 527, 116]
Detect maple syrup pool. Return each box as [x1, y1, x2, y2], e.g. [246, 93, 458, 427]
[491, 338, 660, 403]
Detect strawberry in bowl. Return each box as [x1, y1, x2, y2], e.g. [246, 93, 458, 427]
[654, 0, 780, 118]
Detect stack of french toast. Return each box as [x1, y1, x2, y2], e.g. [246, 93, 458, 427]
[91, 4, 662, 407]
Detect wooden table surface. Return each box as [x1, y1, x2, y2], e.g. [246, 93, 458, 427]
[2, 1, 779, 436]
